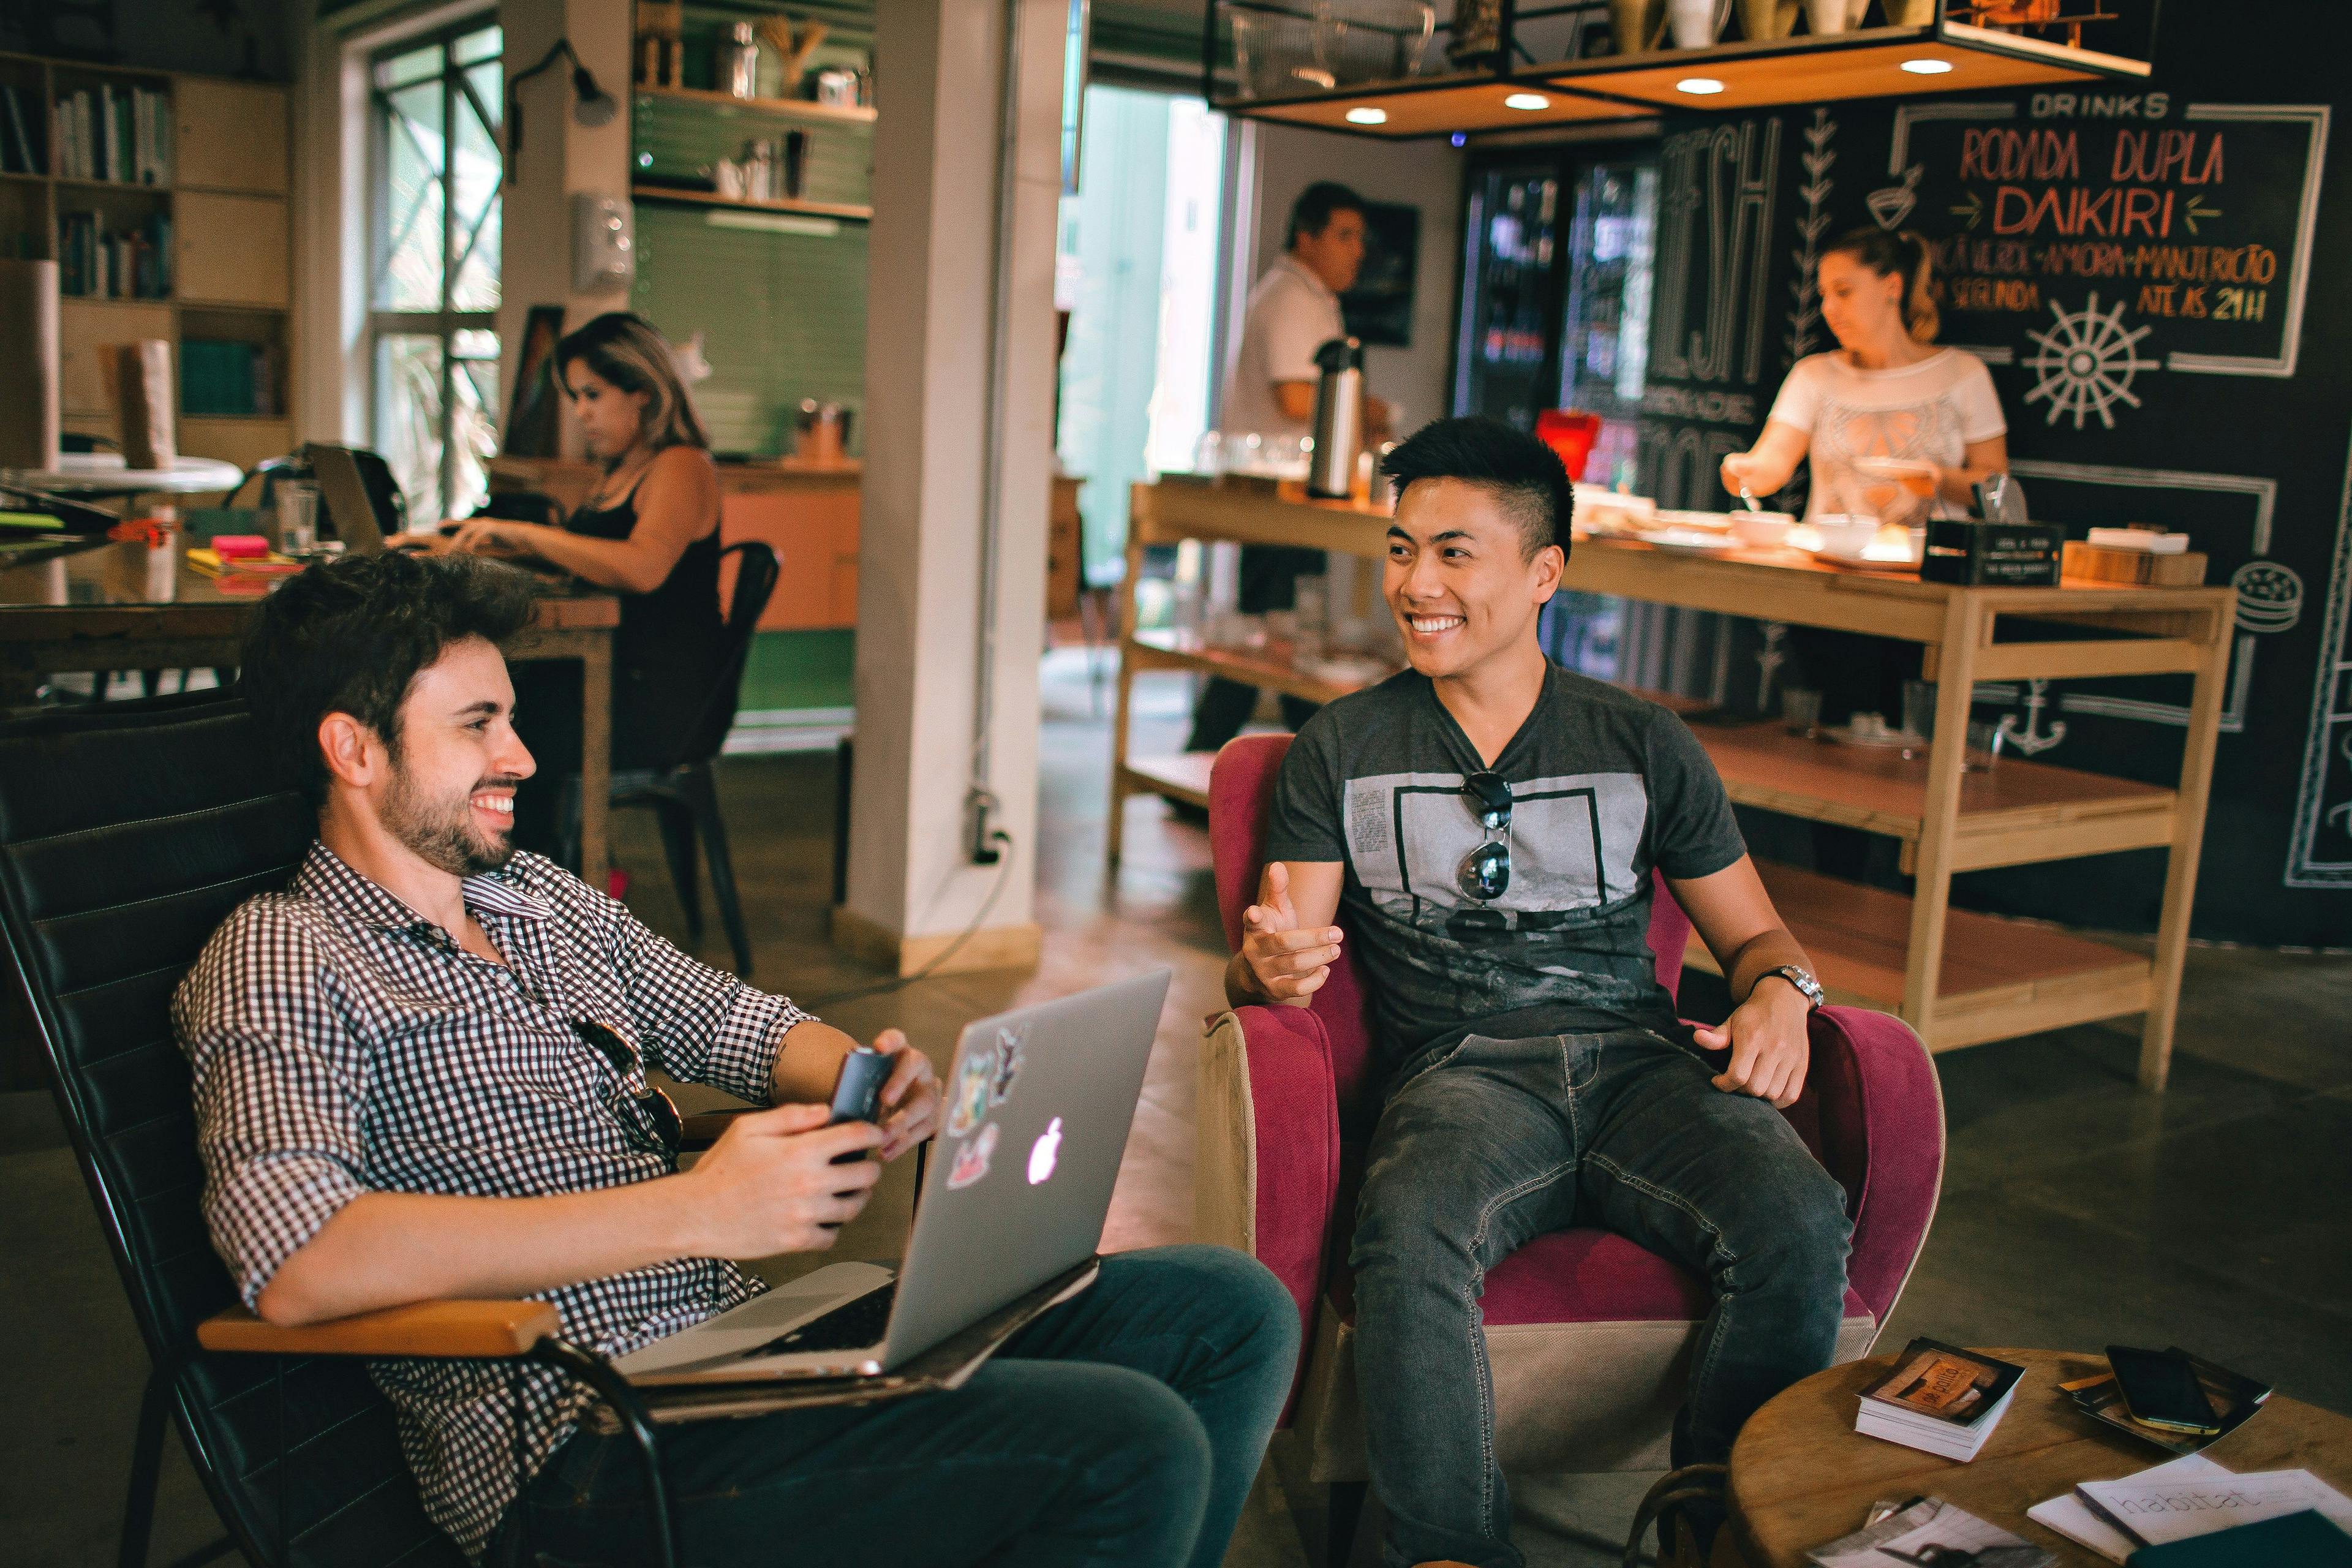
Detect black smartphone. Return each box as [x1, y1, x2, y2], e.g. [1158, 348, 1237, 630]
[2106, 1345, 2221, 1434]
[826, 1047, 894, 1170]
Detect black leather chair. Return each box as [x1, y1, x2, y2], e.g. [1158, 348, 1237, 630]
[0, 692, 674, 1568]
[570, 540, 780, 979]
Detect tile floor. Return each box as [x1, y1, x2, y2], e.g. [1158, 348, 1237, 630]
[2, 654, 2345, 1566]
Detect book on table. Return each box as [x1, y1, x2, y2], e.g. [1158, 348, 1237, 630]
[1853, 1339, 2024, 1461]
[2125, 1510, 2352, 1567]
[2031, 1452, 2352, 1564]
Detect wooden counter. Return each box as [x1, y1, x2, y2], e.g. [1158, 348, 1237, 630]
[1117, 479, 2236, 1088]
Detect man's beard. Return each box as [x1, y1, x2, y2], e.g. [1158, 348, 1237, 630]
[383, 756, 521, 877]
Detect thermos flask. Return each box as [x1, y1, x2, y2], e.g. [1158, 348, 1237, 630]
[1307, 336, 1366, 499]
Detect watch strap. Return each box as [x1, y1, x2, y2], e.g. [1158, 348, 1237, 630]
[1758, 965, 1823, 1009]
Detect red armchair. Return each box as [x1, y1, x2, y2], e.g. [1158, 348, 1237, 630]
[1194, 735, 1945, 1516]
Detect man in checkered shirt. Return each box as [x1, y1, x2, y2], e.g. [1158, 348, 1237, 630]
[174, 552, 1299, 1566]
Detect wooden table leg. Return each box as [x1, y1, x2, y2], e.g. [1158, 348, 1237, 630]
[2138, 614, 2230, 1090]
[578, 633, 612, 893]
[1901, 595, 1985, 1050]
[1107, 492, 1149, 867]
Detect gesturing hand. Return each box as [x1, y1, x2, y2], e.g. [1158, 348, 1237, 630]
[869, 1028, 940, 1161]
[1692, 981, 1812, 1109]
[685, 1102, 884, 1257]
[1241, 861, 1344, 1006]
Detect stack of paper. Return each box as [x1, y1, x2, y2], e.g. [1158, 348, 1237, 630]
[1855, 1340, 2024, 1461]
[2030, 1454, 2352, 1563]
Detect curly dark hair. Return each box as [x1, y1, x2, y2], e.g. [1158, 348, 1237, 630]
[1381, 415, 1574, 560]
[239, 552, 537, 807]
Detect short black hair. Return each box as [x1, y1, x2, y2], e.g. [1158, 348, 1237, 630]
[1287, 181, 1367, 249]
[1381, 416, 1573, 559]
[240, 552, 537, 807]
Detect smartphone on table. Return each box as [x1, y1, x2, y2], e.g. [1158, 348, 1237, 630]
[2106, 1345, 2221, 1434]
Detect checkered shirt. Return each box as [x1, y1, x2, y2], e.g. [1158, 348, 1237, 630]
[172, 842, 813, 1558]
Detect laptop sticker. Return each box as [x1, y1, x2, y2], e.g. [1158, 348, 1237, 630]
[990, 1025, 1027, 1105]
[946, 1121, 998, 1189]
[946, 1046, 995, 1138]
[1027, 1117, 1063, 1185]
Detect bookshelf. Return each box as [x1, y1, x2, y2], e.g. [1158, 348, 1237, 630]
[0, 53, 295, 475]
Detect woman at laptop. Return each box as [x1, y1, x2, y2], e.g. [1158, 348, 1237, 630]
[421, 311, 729, 853]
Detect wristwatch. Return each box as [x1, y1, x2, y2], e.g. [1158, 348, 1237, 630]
[1757, 964, 1824, 1011]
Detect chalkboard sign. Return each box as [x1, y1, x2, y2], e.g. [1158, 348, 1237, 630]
[1624, 55, 2350, 945]
[1895, 96, 2326, 391]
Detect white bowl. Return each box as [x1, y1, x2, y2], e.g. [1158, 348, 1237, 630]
[1809, 513, 1883, 554]
[1730, 510, 1796, 549]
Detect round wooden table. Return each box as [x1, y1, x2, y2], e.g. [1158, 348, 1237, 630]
[1727, 1348, 2352, 1567]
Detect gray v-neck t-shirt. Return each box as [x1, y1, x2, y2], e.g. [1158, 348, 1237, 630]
[1266, 665, 1747, 1072]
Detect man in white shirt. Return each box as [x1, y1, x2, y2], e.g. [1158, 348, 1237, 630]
[1189, 183, 1390, 755]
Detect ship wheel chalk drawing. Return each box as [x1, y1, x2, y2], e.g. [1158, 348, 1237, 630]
[2022, 293, 2160, 430]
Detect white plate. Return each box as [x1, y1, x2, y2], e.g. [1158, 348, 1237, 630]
[1642, 527, 1738, 554]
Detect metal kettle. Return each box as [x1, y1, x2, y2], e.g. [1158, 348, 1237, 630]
[1306, 336, 1366, 499]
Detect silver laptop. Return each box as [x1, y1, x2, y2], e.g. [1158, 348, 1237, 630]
[306, 444, 393, 556]
[615, 968, 1172, 1383]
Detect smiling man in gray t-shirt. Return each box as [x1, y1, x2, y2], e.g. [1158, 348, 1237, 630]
[1230, 417, 1855, 1568]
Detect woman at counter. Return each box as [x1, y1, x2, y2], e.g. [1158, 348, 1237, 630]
[1721, 228, 2008, 526]
[433, 311, 729, 853]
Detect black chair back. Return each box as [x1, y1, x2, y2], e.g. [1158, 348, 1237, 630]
[0, 695, 465, 1567]
[678, 541, 779, 767]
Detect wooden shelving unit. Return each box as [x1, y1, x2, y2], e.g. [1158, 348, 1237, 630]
[0, 53, 295, 473]
[1115, 479, 2236, 1088]
[630, 184, 873, 224]
[633, 83, 875, 126]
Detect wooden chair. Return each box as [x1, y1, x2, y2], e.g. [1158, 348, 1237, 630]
[0, 692, 680, 1568]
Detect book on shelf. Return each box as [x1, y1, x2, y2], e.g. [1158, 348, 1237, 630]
[1852, 1339, 2024, 1461]
[58, 208, 171, 299]
[48, 84, 170, 184]
[181, 339, 278, 418]
[1, 83, 40, 175]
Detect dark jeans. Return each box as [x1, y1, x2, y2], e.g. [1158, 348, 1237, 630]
[1351, 1030, 1852, 1568]
[493, 1245, 1298, 1568]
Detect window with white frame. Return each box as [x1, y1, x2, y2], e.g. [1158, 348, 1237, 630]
[369, 19, 502, 523]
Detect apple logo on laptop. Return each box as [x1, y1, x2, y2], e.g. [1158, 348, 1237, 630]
[1028, 1117, 1063, 1185]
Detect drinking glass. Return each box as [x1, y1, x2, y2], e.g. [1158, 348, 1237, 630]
[1901, 679, 1935, 739]
[276, 483, 320, 554]
[1782, 686, 1823, 737]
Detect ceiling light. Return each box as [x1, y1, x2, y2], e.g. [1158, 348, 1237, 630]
[1504, 92, 1550, 110]
[1900, 57, 1954, 74]
[1675, 77, 1726, 95]
[1346, 106, 1389, 125]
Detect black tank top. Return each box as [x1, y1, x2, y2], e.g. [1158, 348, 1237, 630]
[567, 454, 727, 770]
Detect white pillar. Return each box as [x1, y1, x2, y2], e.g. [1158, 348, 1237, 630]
[835, 0, 1064, 974]
[496, 0, 633, 453]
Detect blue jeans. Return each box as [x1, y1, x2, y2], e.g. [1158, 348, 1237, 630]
[1351, 1030, 1852, 1568]
[494, 1246, 1299, 1568]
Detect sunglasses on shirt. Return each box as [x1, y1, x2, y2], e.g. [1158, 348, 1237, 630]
[1457, 769, 1513, 904]
[572, 1020, 684, 1163]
